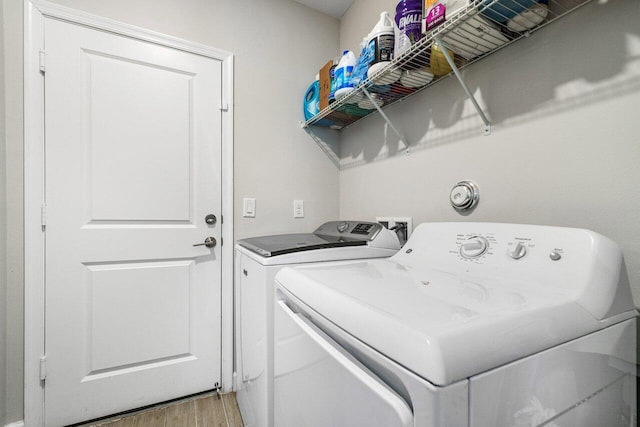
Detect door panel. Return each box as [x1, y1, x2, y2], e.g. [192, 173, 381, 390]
[274, 300, 413, 427]
[86, 51, 192, 221]
[87, 260, 192, 372]
[44, 17, 222, 426]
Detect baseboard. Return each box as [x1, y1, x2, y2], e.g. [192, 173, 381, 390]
[5, 421, 25, 427]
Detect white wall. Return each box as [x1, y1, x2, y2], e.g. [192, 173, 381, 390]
[2, 0, 340, 421]
[338, 0, 640, 308]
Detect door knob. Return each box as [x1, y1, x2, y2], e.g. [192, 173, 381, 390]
[193, 236, 217, 248]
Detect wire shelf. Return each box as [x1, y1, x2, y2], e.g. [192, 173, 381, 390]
[303, 0, 591, 131]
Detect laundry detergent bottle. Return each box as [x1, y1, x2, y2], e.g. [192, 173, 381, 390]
[395, 0, 424, 57]
[334, 50, 357, 100]
[366, 12, 396, 77]
[303, 75, 320, 121]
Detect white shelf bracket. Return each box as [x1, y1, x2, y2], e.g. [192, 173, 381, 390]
[362, 87, 410, 155]
[434, 35, 492, 136]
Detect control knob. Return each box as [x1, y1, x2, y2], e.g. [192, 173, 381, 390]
[337, 221, 350, 233]
[460, 236, 489, 259]
[508, 241, 527, 260]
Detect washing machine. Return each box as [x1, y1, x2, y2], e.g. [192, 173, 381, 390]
[274, 222, 638, 427]
[234, 220, 401, 427]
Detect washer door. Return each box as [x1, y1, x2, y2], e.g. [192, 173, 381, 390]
[274, 299, 413, 427]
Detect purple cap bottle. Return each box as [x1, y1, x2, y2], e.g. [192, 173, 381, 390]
[395, 0, 424, 53]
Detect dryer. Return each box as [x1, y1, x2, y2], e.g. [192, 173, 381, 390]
[234, 220, 401, 427]
[274, 222, 637, 426]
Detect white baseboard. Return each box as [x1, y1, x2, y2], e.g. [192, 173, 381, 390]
[5, 421, 25, 427]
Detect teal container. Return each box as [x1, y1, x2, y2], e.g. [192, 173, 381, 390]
[303, 80, 320, 121]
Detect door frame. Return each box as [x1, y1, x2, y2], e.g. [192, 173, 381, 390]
[23, 1, 234, 425]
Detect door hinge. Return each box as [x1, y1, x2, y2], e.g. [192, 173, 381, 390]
[39, 355, 47, 381]
[220, 102, 228, 112]
[39, 50, 46, 73]
[41, 204, 47, 229]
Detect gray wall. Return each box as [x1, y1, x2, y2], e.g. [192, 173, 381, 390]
[0, 1, 7, 424]
[338, 0, 640, 308]
[1, 0, 340, 423]
[2, 0, 24, 424]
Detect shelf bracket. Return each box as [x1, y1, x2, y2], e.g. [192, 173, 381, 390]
[434, 35, 491, 136]
[362, 87, 410, 155]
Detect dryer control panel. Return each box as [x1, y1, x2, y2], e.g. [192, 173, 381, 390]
[393, 222, 630, 321]
[314, 220, 383, 241]
[455, 232, 536, 261]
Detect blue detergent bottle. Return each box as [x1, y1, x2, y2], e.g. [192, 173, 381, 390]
[303, 76, 320, 121]
[334, 50, 357, 100]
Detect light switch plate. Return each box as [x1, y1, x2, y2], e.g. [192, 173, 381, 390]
[243, 198, 256, 218]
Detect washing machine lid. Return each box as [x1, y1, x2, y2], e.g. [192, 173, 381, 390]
[275, 222, 638, 386]
[237, 221, 390, 257]
[238, 233, 366, 257]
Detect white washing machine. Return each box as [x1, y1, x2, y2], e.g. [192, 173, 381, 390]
[274, 222, 638, 427]
[234, 221, 401, 427]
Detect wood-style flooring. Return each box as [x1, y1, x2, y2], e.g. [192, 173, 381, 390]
[75, 392, 244, 427]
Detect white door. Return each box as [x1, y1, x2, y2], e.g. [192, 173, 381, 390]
[43, 17, 222, 426]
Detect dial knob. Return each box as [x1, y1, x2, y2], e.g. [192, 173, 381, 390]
[460, 236, 489, 259]
[508, 241, 527, 259]
[337, 221, 350, 233]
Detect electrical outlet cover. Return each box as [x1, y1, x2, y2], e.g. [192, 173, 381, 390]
[294, 200, 304, 218]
